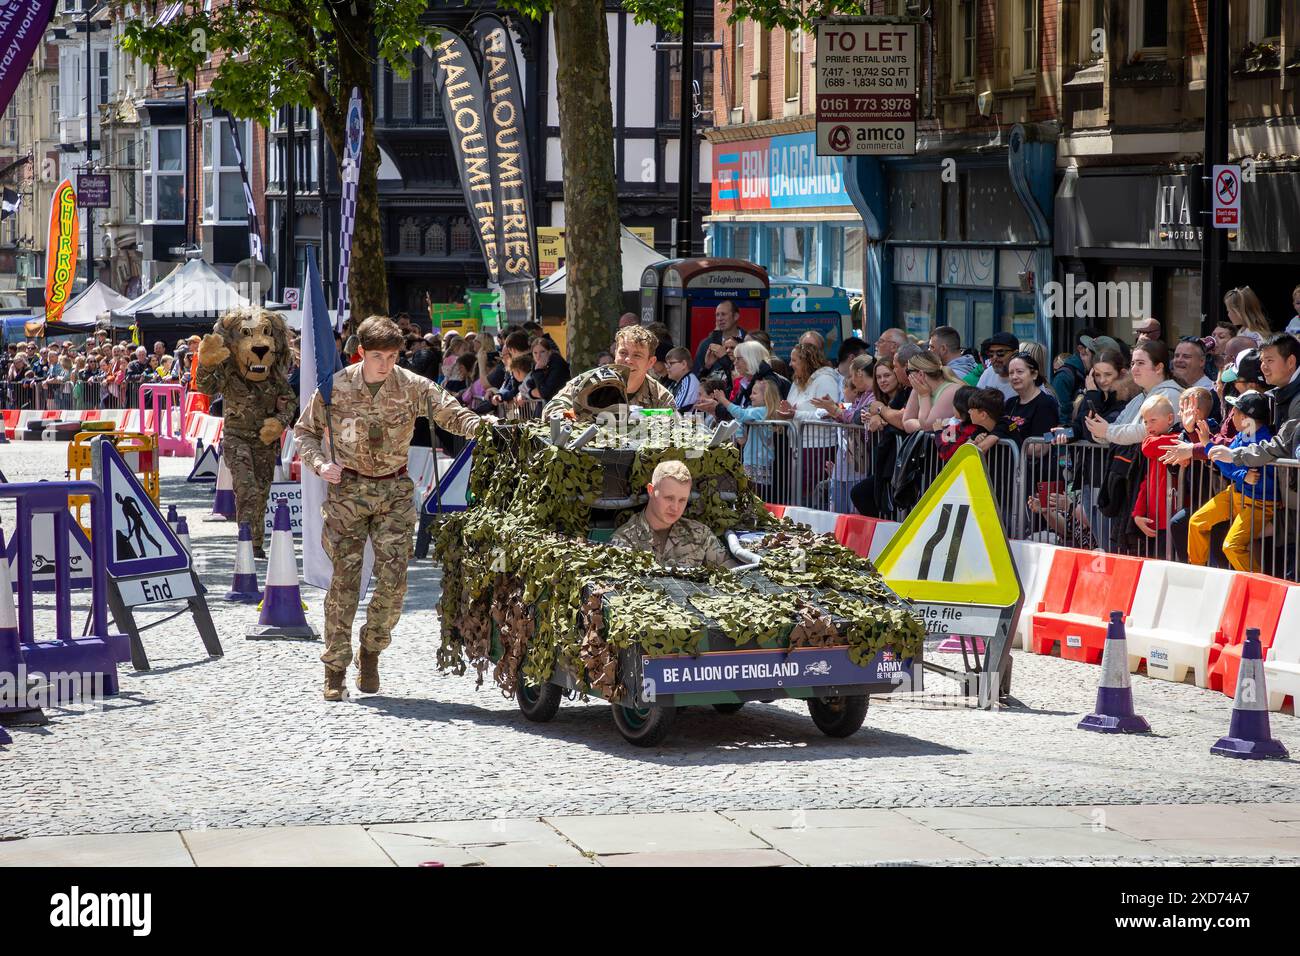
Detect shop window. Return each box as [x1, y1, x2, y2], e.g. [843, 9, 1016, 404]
[941, 248, 995, 288]
[731, 225, 752, 261]
[1164, 269, 1202, 342]
[450, 217, 472, 254]
[897, 286, 936, 340]
[777, 226, 810, 280]
[390, 56, 412, 121]
[146, 126, 184, 224]
[783, 28, 801, 102]
[399, 218, 421, 255]
[424, 222, 446, 256]
[665, 26, 716, 123]
[842, 227, 864, 293]
[1014, 0, 1037, 79]
[1001, 291, 1036, 343]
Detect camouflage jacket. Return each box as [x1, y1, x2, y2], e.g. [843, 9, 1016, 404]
[194, 361, 296, 441]
[543, 367, 676, 420]
[295, 363, 481, 476]
[610, 511, 731, 568]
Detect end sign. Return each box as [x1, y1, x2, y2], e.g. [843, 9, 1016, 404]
[816, 22, 917, 157]
[1212, 164, 1241, 229]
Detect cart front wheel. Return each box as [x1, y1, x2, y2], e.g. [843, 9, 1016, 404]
[712, 702, 745, 714]
[517, 678, 562, 722]
[807, 695, 869, 737]
[611, 701, 677, 746]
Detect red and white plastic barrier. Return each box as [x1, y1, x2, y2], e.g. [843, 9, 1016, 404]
[777, 503, 1300, 713]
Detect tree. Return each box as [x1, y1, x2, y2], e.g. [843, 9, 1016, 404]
[122, 0, 436, 326]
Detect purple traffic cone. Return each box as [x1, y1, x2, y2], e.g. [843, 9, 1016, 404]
[224, 523, 263, 603]
[1211, 629, 1289, 760]
[1078, 611, 1151, 734]
[207, 453, 235, 520]
[175, 516, 191, 556]
[0, 530, 43, 730]
[166, 504, 179, 529]
[247, 501, 317, 639]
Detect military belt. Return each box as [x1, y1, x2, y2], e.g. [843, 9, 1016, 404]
[341, 466, 408, 481]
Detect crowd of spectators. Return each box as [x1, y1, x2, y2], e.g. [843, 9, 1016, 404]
[0, 332, 197, 411]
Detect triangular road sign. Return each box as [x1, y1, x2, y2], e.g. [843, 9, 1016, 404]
[6, 512, 94, 591]
[94, 440, 190, 577]
[186, 442, 221, 483]
[422, 441, 475, 515]
[874, 444, 1021, 607]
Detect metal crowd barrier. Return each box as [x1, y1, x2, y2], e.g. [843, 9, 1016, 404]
[736, 419, 800, 507]
[0, 377, 156, 412]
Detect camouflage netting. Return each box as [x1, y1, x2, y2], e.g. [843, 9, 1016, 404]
[433, 418, 925, 701]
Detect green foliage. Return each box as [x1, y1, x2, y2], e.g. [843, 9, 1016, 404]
[435, 418, 925, 699]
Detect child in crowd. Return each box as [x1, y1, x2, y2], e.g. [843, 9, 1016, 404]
[1178, 386, 1218, 442]
[824, 376, 871, 512]
[1187, 392, 1277, 571]
[664, 346, 700, 412]
[1131, 394, 1181, 540]
[937, 387, 1004, 461]
[720, 377, 779, 498]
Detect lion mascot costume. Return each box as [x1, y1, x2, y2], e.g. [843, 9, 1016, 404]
[195, 307, 296, 556]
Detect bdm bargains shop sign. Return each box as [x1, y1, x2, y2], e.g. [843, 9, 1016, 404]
[711, 131, 852, 214]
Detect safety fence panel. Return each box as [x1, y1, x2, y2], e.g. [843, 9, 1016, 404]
[794, 420, 883, 513]
[0, 378, 161, 412]
[736, 419, 801, 507]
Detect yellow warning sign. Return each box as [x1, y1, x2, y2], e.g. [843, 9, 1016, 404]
[874, 444, 1021, 607]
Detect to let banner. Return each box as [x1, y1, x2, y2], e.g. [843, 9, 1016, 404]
[428, 34, 499, 284]
[45, 179, 79, 323]
[0, 0, 58, 120]
[475, 16, 536, 319]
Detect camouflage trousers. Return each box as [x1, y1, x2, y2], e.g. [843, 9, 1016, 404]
[320, 473, 417, 671]
[223, 434, 279, 551]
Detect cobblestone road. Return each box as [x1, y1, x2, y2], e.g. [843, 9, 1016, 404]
[1, 441, 1295, 844]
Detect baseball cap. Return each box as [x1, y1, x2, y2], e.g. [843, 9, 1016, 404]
[1226, 391, 1271, 422]
[984, 331, 1020, 352]
[1080, 334, 1122, 355]
[1233, 349, 1266, 386]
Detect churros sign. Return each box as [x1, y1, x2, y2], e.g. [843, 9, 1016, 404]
[45, 178, 78, 322]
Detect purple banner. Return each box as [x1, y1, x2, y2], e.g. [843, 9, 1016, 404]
[642, 646, 912, 695]
[0, 1, 57, 121]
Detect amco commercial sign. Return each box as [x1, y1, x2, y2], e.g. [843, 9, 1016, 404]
[712, 131, 852, 213]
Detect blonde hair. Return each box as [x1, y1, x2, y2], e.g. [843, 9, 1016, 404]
[753, 377, 782, 417]
[614, 325, 659, 353]
[1140, 393, 1175, 417]
[1224, 287, 1271, 336]
[906, 350, 964, 387]
[1019, 341, 1049, 377]
[651, 459, 693, 486]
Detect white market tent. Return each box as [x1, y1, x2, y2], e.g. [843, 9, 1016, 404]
[49, 280, 131, 331]
[538, 226, 667, 296]
[109, 257, 250, 332]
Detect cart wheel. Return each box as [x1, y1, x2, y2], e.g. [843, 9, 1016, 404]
[712, 702, 745, 714]
[517, 679, 562, 722]
[807, 695, 869, 738]
[611, 701, 677, 746]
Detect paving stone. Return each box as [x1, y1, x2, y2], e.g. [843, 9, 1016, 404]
[1067, 804, 1300, 841]
[937, 826, 1165, 858]
[182, 825, 393, 866]
[597, 848, 797, 867]
[722, 809, 908, 829]
[1145, 837, 1300, 856]
[545, 812, 766, 855]
[364, 831, 486, 867]
[899, 806, 1096, 830]
[367, 819, 558, 846]
[753, 823, 987, 865]
[0, 831, 193, 867]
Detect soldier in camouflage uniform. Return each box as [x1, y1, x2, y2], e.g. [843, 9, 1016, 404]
[195, 308, 297, 557]
[544, 325, 675, 420]
[295, 316, 487, 701]
[611, 459, 731, 568]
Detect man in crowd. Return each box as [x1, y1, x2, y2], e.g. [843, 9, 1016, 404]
[545, 325, 675, 419]
[611, 459, 731, 569]
[873, 328, 909, 366]
[618, 313, 640, 329]
[692, 300, 747, 376]
[929, 325, 981, 385]
[977, 332, 1019, 400]
[1135, 317, 1163, 343]
[1172, 337, 1215, 390]
[1050, 328, 1103, 421]
[295, 316, 490, 701]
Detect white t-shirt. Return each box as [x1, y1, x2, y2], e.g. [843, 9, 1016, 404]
[977, 366, 1017, 400]
[1285, 315, 1300, 336]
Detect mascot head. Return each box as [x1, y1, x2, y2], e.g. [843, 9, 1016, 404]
[215, 306, 289, 383]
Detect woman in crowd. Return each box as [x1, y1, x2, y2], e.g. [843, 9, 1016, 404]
[899, 350, 964, 434]
[1223, 286, 1272, 345]
[976, 351, 1059, 449]
[730, 340, 772, 406]
[811, 353, 876, 512]
[440, 334, 467, 381]
[1084, 339, 1184, 447]
[526, 335, 570, 403]
[774, 341, 841, 499]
